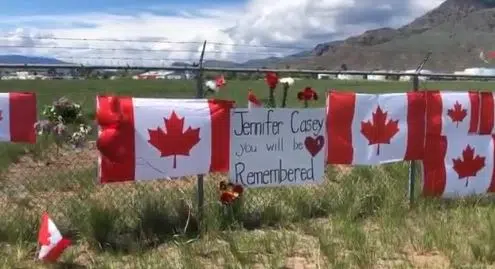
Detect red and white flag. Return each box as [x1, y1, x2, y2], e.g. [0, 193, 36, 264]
[326, 91, 425, 165]
[37, 212, 70, 262]
[247, 90, 262, 109]
[0, 92, 36, 144]
[422, 134, 495, 198]
[97, 96, 233, 183]
[426, 91, 479, 136]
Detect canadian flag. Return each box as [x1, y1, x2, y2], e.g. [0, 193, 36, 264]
[426, 91, 480, 136]
[37, 212, 71, 262]
[0, 92, 36, 144]
[326, 91, 425, 165]
[422, 134, 495, 198]
[97, 96, 233, 183]
[247, 90, 262, 109]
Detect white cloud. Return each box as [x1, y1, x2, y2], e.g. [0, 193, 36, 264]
[0, 0, 445, 66]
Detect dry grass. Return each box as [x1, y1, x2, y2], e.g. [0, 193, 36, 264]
[1, 151, 495, 268]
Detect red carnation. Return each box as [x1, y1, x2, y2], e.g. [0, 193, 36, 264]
[218, 181, 244, 205]
[297, 87, 318, 101]
[220, 191, 238, 205]
[232, 184, 244, 195]
[265, 72, 278, 89]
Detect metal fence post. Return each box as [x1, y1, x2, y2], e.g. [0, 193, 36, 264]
[196, 40, 207, 231]
[408, 74, 420, 206]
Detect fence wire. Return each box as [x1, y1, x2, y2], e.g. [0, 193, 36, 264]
[0, 38, 494, 248]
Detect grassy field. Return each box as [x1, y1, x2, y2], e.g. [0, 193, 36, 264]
[1, 79, 495, 268]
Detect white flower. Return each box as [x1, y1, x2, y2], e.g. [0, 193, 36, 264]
[204, 80, 219, 93]
[279, 77, 294, 87]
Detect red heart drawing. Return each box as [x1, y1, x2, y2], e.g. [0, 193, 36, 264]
[304, 135, 325, 157]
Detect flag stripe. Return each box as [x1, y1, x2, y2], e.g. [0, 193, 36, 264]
[9, 92, 36, 143]
[468, 90, 480, 133]
[425, 90, 443, 136]
[404, 92, 426, 160]
[209, 99, 233, 172]
[422, 135, 448, 196]
[489, 134, 495, 193]
[98, 96, 136, 183]
[326, 91, 355, 164]
[42, 238, 71, 262]
[479, 91, 494, 134]
[38, 212, 49, 245]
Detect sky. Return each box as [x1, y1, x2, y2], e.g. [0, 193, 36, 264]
[0, 0, 445, 65]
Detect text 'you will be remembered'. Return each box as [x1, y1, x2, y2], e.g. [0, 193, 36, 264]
[230, 109, 326, 187]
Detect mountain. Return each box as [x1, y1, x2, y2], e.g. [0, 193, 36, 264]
[200, 0, 495, 71]
[0, 55, 68, 65]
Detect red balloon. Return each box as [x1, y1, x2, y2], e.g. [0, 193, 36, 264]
[97, 128, 127, 163]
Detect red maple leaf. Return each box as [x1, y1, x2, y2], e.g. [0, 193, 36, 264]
[147, 111, 201, 168]
[447, 101, 467, 127]
[452, 145, 485, 187]
[360, 106, 400, 155]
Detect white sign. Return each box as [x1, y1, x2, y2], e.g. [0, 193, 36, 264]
[229, 108, 326, 188]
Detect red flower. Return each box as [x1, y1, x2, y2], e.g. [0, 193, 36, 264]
[219, 181, 244, 205]
[215, 75, 226, 88]
[220, 191, 239, 205]
[232, 184, 244, 195]
[297, 87, 318, 101]
[265, 72, 278, 89]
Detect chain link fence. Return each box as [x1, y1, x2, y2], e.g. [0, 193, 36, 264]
[0, 63, 492, 250]
[0, 136, 411, 245]
[0, 140, 374, 236]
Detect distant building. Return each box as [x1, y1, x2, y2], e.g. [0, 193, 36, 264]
[0, 70, 51, 80]
[165, 74, 183, 80]
[133, 70, 195, 80]
[133, 70, 173, 80]
[337, 71, 364, 80]
[317, 74, 336, 79]
[399, 69, 432, 81]
[367, 70, 389, 81]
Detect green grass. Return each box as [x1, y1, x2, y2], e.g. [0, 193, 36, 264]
[1, 79, 495, 268]
[0, 78, 492, 172]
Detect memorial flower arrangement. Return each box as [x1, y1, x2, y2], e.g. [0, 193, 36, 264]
[297, 86, 318, 108]
[35, 97, 92, 149]
[219, 181, 244, 205]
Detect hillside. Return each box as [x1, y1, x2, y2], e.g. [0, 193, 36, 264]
[203, 0, 495, 71]
[0, 55, 68, 65]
